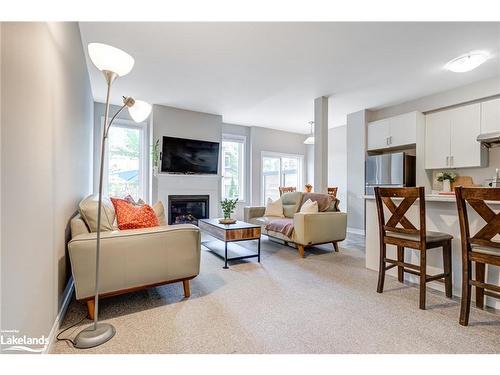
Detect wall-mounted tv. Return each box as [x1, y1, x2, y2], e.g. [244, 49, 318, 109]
[161, 136, 220, 175]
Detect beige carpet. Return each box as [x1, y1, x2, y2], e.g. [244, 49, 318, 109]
[52, 234, 500, 354]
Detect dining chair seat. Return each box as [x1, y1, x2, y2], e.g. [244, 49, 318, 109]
[386, 230, 453, 243]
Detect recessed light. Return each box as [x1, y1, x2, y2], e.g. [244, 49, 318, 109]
[444, 51, 490, 73]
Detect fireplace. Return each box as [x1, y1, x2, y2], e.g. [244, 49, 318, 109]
[168, 195, 209, 225]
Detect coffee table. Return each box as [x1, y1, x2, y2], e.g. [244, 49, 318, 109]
[198, 218, 261, 269]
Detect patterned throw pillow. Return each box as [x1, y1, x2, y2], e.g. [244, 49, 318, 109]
[110, 198, 159, 230]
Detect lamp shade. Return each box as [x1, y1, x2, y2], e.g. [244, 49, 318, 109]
[88, 43, 135, 77]
[128, 100, 152, 122]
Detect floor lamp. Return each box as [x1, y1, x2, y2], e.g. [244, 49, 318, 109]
[74, 43, 152, 349]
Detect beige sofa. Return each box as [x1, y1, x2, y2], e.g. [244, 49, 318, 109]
[68, 196, 201, 319]
[244, 192, 347, 257]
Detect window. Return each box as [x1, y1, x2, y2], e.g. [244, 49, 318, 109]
[262, 152, 303, 204]
[221, 135, 245, 201]
[104, 119, 147, 200]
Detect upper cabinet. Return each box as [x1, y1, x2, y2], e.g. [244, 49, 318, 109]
[367, 111, 418, 151]
[480, 98, 500, 134]
[367, 119, 390, 150]
[425, 102, 487, 169]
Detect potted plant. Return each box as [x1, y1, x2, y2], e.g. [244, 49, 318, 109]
[436, 171, 457, 192]
[219, 198, 238, 224]
[152, 139, 160, 176]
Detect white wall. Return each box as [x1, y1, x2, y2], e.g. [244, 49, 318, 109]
[346, 110, 367, 233]
[328, 125, 347, 210]
[249, 126, 309, 206]
[371, 76, 500, 121]
[1, 23, 93, 346]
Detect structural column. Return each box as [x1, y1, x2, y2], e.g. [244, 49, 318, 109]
[314, 96, 328, 193]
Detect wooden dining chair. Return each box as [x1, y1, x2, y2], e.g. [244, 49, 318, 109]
[327, 187, 338, 197]
[374, 187, 453, 309]
[455, 186, 500, 326]
[279, 186, 296, 196]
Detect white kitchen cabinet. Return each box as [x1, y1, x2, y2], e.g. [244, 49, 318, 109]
[425, 110, 451, 169]
[390, 112, 418, 147]
[367, 119, 390, 150]
[425, 102, 486, 169]
[450, 103, 482, 168]
[367, 111, 418, 151]
[481, 98, 500, 135]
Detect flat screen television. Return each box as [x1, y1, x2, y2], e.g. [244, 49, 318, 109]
[161, 136, 220, 174]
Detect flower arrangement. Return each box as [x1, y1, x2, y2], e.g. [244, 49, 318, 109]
[220, 198, 238, 221]
[436, 171, 457, 182]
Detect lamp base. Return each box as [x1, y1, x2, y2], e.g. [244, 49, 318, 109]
[74, 322, 116, 349]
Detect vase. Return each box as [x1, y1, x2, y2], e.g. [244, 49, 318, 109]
[153, 165, 158, 177]
[442, 179, 451, 192]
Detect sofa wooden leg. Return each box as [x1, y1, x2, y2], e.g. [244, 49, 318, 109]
[86, 299, 95, 320]
[182, 279, 191, 298]
[298, 244, 305, 258]
[332, 242, 339, 252]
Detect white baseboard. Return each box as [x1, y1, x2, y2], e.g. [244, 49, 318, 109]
[43, 277, 74, 354]
[347, 227, 365, 236]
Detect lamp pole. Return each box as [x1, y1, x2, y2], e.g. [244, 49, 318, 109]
[73, 71, 119, 349]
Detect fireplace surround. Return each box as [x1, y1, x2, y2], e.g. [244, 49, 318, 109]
[168, 195, 210, 225]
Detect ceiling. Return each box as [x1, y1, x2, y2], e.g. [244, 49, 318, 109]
[79, 22, 500, 134]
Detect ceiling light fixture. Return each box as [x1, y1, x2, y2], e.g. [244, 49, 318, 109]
[304, 121, 315, 145]
[444, 51, 490, 73]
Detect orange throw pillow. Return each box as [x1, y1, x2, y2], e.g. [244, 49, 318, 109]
[110, 198, 159, 230]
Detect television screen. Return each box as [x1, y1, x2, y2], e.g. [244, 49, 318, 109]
[161, 136, 220, 174]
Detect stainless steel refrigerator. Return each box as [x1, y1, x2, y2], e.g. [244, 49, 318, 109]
[365, 152, 416, 195]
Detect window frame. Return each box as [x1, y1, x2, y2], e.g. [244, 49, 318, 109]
[221, 134, 246, 202]
[101, 116, 149, 201]
[261, 151, 304, 205]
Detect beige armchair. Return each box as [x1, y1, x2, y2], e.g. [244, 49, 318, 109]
[244, 192, 347, 257]
[68, 196, 201, 319]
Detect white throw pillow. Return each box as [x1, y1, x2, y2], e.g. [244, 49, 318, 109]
[264, 197, 284, 217]
[79, 195, 116, 232]
[300, 198, 319, 213]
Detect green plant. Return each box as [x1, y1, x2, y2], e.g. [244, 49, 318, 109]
[152, 139, 160, 167]
[221, 198, 238, 219]
[436, 171, 457, 183]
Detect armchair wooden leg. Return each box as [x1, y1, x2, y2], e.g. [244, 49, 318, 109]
[332, 242, 339, 252]
[182, 279, 191, 298]
[86, 299, 95, 320]
[298, 244, 305, 258]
